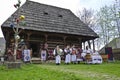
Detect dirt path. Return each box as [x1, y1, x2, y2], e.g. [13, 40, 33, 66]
[37, 65, 120, 80]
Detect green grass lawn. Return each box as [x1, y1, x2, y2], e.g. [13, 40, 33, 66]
[0, 61, 120, 80]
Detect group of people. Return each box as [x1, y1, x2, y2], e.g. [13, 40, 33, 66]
[6, 42, 102, 64]
[52, 45, 102, 65]
[22, 43, 102, 64]
[39, 44, 83, 65]
[53, 45, 82, 65]
[6, 44, 32, 63]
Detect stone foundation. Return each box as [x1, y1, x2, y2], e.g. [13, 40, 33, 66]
[6, 62, 22, 69]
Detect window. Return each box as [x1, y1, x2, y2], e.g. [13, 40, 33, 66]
[58, 14, 63, 18]
[44, 12, 48, 15]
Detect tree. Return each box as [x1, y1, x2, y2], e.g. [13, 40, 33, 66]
[113, 0, 120, 37]
[77, 8, 97, 49]
[96, 5, 119, 47]
[10, 0, 25, 61]
[77, 8, 96, 29]
[77, 1, 120, 50]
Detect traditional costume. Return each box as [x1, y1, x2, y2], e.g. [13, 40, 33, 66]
[81, 48, 93, 61]
[41, 49, 47, 61]
[7, 49, 14, 61]
[23, 49, 31, 63]
[53, 48, 63, 65]
[76, 48, 83, 63]
[71, 48, 77, 64]
[91, 51, 102, 64]
[64, 48, 71, 64]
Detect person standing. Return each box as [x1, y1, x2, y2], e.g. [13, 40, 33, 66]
[7, 47, 14, 62]
[40, 44, 48, 62]
[70, 45, 77, 64]
[77, 47, 83, 64]
[23, 45, 31, 63]
[53, 45, 63, 65]
[64, 45, 71, 64]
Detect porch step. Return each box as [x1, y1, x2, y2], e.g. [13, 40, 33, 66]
[31, 58, 41, 64]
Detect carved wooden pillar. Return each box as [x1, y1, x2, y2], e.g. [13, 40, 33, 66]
[92, 39, 95, 52]
[26, 32, 32, 48]
[63, 36, 67, 46]
[83, 42, 85, 50]
[5, 30, 10, 54]
[44, 34, 48, 49]
[27, 33, 31, 41]
[78, 38, 82, 47]
[87, 40, 91, 49]
[45, 34, 48, 42]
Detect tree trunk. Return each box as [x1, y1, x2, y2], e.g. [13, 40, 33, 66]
[13, 36, 18, 62]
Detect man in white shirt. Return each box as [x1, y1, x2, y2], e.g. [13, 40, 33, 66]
[53, 45, 63, 65]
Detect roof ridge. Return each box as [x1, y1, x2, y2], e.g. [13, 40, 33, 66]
[26, 0, 70, 11]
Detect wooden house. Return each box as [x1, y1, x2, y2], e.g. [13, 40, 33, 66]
[99, 38, 120, 60]
[1, 0, 98, 57]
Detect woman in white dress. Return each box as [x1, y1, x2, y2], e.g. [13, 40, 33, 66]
[70, 45, 77, 64]
[23, 45, 31, 63]
[64, 45, 71, 64]
[39, 44, 48, 62]
[40, 46, 48, 62]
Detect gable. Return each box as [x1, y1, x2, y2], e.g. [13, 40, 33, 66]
[1, 1, 98, 39]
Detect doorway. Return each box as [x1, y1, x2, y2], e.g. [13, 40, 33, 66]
[30, 42, 40, 57]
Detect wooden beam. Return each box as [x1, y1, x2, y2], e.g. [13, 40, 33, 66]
[78, 38, 82, 47]
[45, 34, 48, 42]
[26, 32, 32, 48]
[92, 39, 95, 52]
[5, 31, 10, 54]
[87, 40, 91, 49]
[83, 42, 85, 50]
[63, 36, 67, 46]
[27, 32, 32, 41]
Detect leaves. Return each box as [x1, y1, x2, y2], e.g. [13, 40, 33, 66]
[96, 4, 119, 46]
[77, 2, 120, 49]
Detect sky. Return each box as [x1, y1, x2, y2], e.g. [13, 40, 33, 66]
[0, 0, 114, 37]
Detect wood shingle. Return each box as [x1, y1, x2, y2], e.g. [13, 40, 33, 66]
[1, 0, 98, 38]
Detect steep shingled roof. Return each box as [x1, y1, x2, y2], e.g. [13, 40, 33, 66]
[1, 0, 98, 38]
